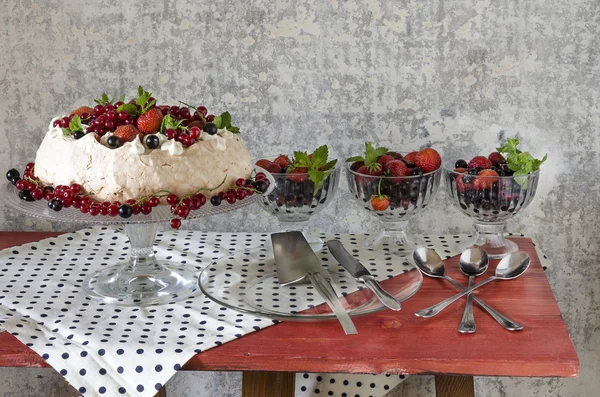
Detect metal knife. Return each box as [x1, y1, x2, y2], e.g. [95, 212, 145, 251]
[326, 240, 401, 311]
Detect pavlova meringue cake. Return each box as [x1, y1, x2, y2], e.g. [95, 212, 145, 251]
[34, 87, 252, 203]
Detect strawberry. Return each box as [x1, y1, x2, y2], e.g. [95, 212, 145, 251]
[385, 160, 408, 183]
[488, 151, 505, 166]
[403, 151, 418, 165]
[378, 154, 395, 169]
[255, 159, 283, 174]
[386, 151, 403, 160]
[273, 155, 292, 168]
[350, 161, 364, 172]
[286, 167, 308, 183]
[371, 195, 390, 211]
[415, 148, 442, 173]
[356, 165, 383, 177]
[70, 106, 94, 118]
[454, 167, 467, 173]
[113, 125, 140, 142]
[136, 108, 163, 133]
[473, 169, 499, 190]
[467, 156, 493, 169]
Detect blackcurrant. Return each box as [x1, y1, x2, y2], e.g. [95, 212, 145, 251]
[118, 204, 133, 218]
[203, 122, 218, 135]
[401, 159, 413, 168]
[467, 168, 478, 175]
[49, 199, 62, 211]
[73, 131, 85, 140]
[210, 195, 221, 206]
[18, 189, 34, 202]
[107, 136, 122, 148]
[411, 167, 423, 176]
[253, 180, 268, 193]
[145, 135, 160, 149]
[455, 159, 468, 169]
[6, 168, 19, 182]
[10, 176, 20, 186]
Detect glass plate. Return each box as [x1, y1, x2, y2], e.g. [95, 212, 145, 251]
[198, 245, 423, 320]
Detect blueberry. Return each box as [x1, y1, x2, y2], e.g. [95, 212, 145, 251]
[401, 159, 413, 168]
[145, 135, 160, 149]
[462, 174, 474, 184]
[467, 168, 478, 176]
[210, 195, 221, 206]
[253, 180, 268, 193]
[6, 168, 19, 182]
[475, 166, 484, 173]
[411, 167, 423, 176]
[455, 159, 468, 169]
[203, 122, 218, 135]
[118, 204, 133, 219]
[107, 136, 122, 148]
[18, 189, 34, 202]
[73, 131, 85, 140]
[49, 199, 62, 211]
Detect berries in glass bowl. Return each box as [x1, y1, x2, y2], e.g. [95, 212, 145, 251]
[444, 137, 546, 258]
[345, 143, 443, 251]
[254, 145, 340, 249]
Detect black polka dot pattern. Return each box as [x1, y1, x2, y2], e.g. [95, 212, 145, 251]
[0, 226, 549, 397]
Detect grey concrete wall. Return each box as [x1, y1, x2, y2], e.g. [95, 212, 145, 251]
[1, 0, 598, 396]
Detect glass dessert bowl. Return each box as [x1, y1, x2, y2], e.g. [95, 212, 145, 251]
[444, 167, 540, 259]
[255, 154, 341, 249]
[345, 162, 442, 251]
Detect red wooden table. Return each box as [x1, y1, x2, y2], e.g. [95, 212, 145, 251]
[0, 232, 579, 397]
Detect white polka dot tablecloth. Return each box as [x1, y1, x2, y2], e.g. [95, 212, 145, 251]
[0, 226, 549, 397]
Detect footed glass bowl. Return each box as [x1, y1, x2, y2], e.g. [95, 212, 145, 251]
[256, 159, 341, 249]
[345, 162, 442, 251]
[444, 167, 540, 258]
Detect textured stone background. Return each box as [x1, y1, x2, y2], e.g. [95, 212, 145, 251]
[1, 0, 599, 396]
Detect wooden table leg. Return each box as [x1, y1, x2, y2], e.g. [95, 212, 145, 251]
[435, 375, 474, 397]
[242, 371, 295, 397]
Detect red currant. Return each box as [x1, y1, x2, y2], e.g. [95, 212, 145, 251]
[226, 193, 236, 204]
[148, 197, 160, 207]
[255, 172, 266, 180]
[165, 129, 176, 139]
[25, 162, 34, 170]
[189, 127, 201, 139]
[104, 104, 115, 112]
[15, 180, 25, 190]
[179, 108, 191, 119]
[235, 189, 246, 200]
[89, 205, 100, 216]
[167, 194, 179, 205]
[218, 191, 226, 200]
[235, 178, 246, 187]
[170, 218, 182, 229]
[80, 203, 89, 213]
[44, 191, 54, 201]
[70, 183, 82, 194]
[100, 206, 109, 216]
[62, 199, 72, 208]
[62, 190, 74, 200]
[118, 111, 129, 120]
[72, 196, 82, 209]
[32, 189, 43, 200]
[197, 106, 208, 116]
[106, 111, 117, 121]
[193, 194, 206, 207]
[132, 205, 140, 215]
[126, 199, 136, 205]
[124, 118, 134, 125]
[190, 197, 202, 210]
[81, 196, 92, 206]
[108, 204, 119, 217]
[176, 206, 190, 218]
[101, 201, 111, 207]
[141, 203, 152, 215]
[114, 101, 124, 107]
[105, 120, 115, 130]
[206, 114, 215, 122]
[181, 197, 191, 208]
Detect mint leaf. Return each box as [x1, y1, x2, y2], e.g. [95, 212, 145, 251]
[497, 136, 547, 187]
[308, 170, 324, 186]
[227, 125, 240, 134]
[323, 159, 337, 171]
[293, 151, 311, 167]
[221, 112, 232, 128]
[94, 92, 112, 106]
[62, 128, 74, 137]
[69, 115, 83, 132]
[311, 145, 329, 168]
[160, 114, 187, 133]
[346, 155, 365, 162]
[117, 103, 140, 116]
[212, 115, 223, 129]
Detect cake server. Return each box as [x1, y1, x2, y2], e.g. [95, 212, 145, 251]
[271, 231, 358, 335]
[326, 240, 401, 311]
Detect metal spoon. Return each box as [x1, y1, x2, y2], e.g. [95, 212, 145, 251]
[458, 248, 489, 333]
[412, 248, 523, 331]
[414, 251, 530, 319]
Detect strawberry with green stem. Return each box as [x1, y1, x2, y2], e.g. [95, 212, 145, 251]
[370, 176, 390, 211]
[347, 142, 388, 175]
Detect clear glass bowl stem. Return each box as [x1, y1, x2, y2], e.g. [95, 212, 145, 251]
[365, 219, 423, 251]
[463, 222, 518, 259]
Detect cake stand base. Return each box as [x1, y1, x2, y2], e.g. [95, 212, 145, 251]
[82, 223, 200, 306]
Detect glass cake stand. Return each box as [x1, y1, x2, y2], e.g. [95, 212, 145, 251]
[1, 181, 271, 307]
